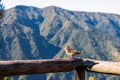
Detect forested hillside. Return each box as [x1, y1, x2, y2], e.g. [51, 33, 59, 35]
[1, 5, 120, 80]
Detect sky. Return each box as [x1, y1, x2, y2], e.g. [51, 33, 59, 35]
[2, 0, 120, 15]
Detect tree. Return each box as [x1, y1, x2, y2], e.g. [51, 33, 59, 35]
[0, 1, 6, 80]
[0, 0, 4, 20]
[0, 0, 4, 48]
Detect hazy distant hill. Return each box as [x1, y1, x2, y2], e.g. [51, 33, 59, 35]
[1, 5, 120, 80]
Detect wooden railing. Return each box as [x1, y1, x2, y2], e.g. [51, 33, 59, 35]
[0, 58, 120, 80]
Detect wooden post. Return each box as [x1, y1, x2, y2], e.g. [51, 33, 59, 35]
[74, 66, 85, 80]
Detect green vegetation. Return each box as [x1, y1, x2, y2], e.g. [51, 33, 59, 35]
[0, 0, 4, 48]
[0, 0, 4, 19]
[2, 77, 13, 80]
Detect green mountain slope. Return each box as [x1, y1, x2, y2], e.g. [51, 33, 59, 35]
[1, 5, 120, 80]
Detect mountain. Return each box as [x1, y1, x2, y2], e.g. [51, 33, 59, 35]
[1, 5, 120, 80]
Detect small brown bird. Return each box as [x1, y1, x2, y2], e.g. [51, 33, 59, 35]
[64, 46, 81, 79]
[64, 46, 80, 58]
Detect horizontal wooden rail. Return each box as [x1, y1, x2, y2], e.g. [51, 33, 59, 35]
[0, 58, 82, 76]
[0, 58, 120, 76]
[83, 58, 120, 75]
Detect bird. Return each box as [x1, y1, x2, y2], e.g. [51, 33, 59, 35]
[64, 46, 80, 58]
[64, 46, 81, 79]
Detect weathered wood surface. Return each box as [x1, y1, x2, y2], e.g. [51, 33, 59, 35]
[83, 58, 120, 75]
[0, 58, 120, 76]
[0, 58, 82, 76]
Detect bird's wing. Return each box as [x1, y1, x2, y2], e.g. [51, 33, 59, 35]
[71, 49, 79, 53]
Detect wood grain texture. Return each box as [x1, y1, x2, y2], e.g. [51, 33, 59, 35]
[0, 58, 120, 76]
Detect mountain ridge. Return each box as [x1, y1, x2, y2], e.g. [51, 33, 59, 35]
[1, 5, 120, 80]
